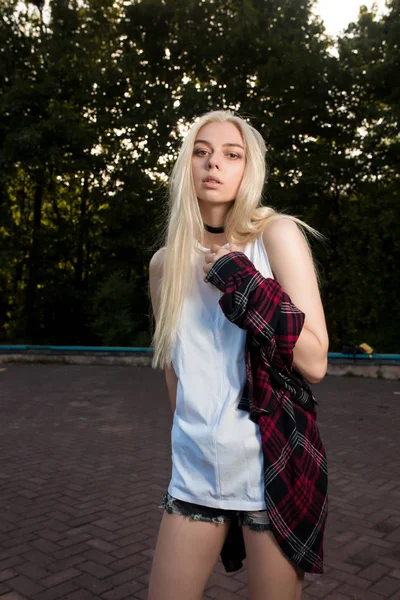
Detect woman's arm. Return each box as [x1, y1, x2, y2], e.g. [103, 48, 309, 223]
[263, 219, 329, 384]
[164, 365, 178, 413]
[149, 248, 178, 412]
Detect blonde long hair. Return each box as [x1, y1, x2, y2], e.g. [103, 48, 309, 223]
[152, 110, 318, 368]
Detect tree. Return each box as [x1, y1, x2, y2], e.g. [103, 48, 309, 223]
[1, 0, 398, 351]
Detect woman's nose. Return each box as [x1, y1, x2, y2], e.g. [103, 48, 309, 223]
[208, 157, 220, 170]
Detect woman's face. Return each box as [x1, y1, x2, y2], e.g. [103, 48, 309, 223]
[191, 121, 246, 206]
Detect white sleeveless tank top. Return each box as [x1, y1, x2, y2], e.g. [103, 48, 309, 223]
[169, 234, 273, 510]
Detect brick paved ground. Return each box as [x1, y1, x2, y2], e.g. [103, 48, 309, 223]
[0, 364, 399, 600]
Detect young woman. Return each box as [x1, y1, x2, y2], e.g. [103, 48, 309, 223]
[148, 110, 329, 600]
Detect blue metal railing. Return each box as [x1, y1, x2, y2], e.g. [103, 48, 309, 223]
[328, 352, 400, 362]
[0, 345, 399, 363]
[0, 345, 153, 353]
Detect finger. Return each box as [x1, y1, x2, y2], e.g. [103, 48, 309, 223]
[204, 253, 215, 263]
[229, 243, 238, 252]
[210, 244, 222, 254]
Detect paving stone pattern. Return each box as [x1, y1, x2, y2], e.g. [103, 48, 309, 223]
[0, 365, 399, 600]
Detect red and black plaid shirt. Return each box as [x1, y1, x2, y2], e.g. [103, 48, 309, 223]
[205, 251, 328, 574]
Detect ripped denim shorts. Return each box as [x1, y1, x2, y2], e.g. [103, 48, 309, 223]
[160, 492, 271, 533]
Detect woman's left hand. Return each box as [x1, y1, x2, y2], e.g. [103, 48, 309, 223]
[203, 244, 238, 276]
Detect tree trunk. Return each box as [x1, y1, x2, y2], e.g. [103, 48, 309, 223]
[25, 170, 45, 343]
[75, 174, 89, 289]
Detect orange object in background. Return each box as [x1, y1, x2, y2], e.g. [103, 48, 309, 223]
[359, 342, 374, 356]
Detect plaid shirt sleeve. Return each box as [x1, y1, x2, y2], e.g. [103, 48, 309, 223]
[205, 251, 305, 365]
[206, 250, 328, 575]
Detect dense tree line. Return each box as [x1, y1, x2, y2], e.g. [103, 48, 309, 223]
[1, 0, 399, 351]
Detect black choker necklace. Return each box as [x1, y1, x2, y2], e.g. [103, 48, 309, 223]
[204, 223, 225, 234]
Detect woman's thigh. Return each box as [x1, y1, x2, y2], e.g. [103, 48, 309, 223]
[148, 511, 231, 600]
[243, 527, 304, 600]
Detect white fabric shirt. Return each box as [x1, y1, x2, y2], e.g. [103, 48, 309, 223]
[169, 234, 274, 510]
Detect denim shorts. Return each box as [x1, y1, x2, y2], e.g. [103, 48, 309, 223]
[160, 492, 271, 533]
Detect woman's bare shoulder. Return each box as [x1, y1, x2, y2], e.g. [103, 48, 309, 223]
[262, 217, 303, 248]
[262, 217, 307, 265]
[149, 246, 166, 275]
[149, 247, 166, 318]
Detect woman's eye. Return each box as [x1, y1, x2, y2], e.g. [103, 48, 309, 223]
[194, 149, 208, 156]
[227, 153, 240, 159]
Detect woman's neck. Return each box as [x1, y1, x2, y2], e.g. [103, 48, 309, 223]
[201, 231, 228, 250]
[199, 200, 231, 249]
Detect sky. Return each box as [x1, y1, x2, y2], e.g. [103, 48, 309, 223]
[314, 0, 388, 36]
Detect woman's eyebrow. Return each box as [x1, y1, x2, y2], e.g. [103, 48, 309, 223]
[223, 143, 244, 150]
[194, 139, 244, 150]
[194, 139, 212, 146]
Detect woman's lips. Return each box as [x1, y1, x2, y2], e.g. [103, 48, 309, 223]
[203, 180, 221, 189]
[203, 176, 222, 189]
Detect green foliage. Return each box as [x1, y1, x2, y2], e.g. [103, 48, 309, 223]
[92, 273, 138, 346]
[0, 0, 399, 351]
